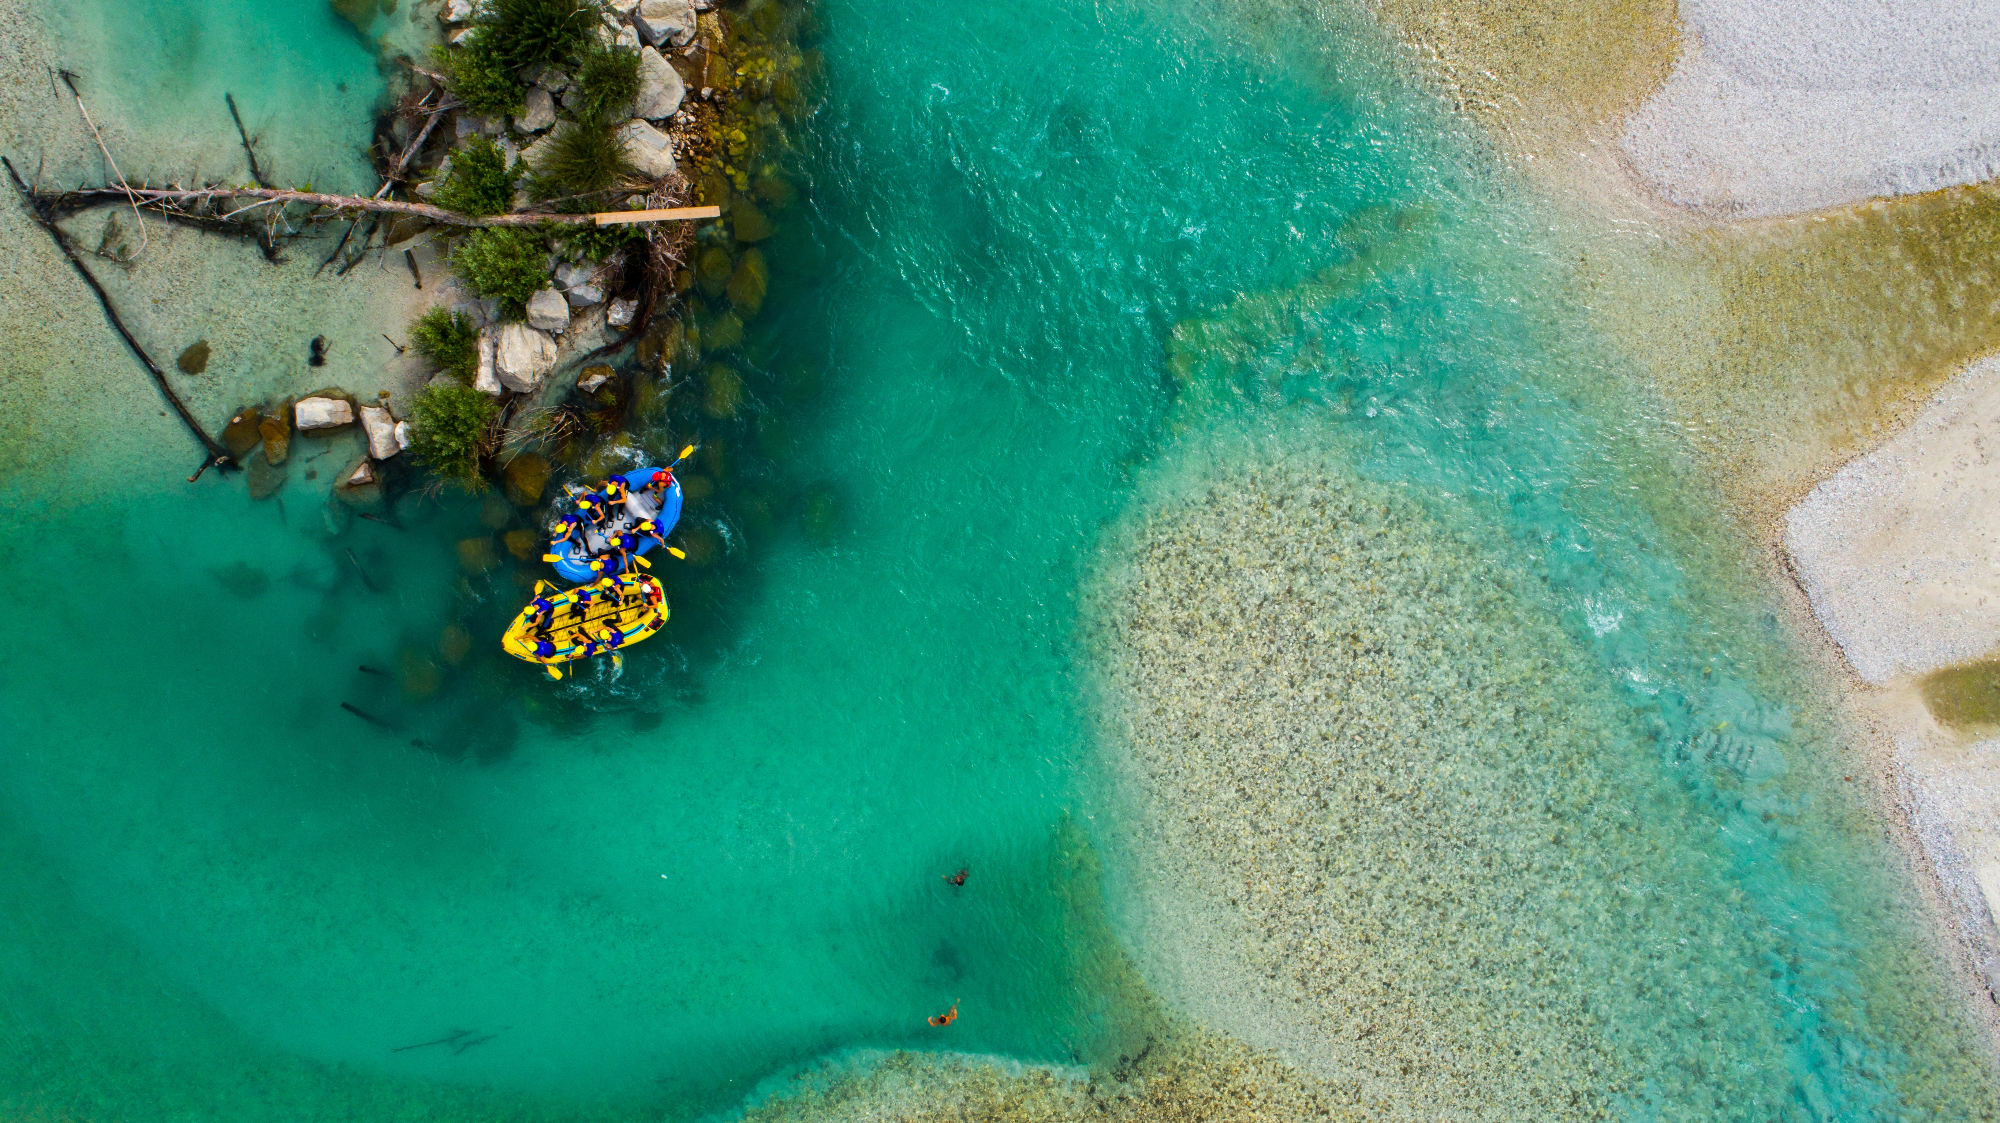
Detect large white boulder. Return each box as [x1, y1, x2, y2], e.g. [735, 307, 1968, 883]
[525, 287, 570, 332]
[555, 261, 607, 306]
[295, 396, 354, 430]
[606, 296, 639, 327]
[360, 405, 407, 459]
[474, 328, 501, 394]
[443, 0, 474, 21]
[518, 86, 556, 133]
[634, 0, 695, 47]
[634, 46, 686, 120]
[616, 119, 676, 178]
[494, 323, 558, 392]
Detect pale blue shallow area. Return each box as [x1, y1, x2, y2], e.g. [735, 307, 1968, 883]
[0, 0, 1994, 1119]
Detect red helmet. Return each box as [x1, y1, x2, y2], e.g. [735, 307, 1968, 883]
[650, 470, 670, 485]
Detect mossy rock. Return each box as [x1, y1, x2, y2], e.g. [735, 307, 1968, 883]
[752, 175, 796, 209]
[502, 452, 552, 506]
[503, 528, 540, 561]
[246, 455, 288, 500]
[397, 646, 442, 702]
[258, 414, 291, 465]
[457, 535, 499, 575]
[730, 198, 774, 243]
[750, 3, 782, 35]
[221, 408, 264, 457]
[702, 310, 744, 353]
[329, 0, 378, 34]
[674, 267, 695, 294]
[480, 492, 515, 529]
[702, 365, 745, 418]
[697, 171, 732, 205]
[177, 340, 210, 375]
[696, 245, 734, 297]
[680, 474, 715, 503]
[725, 248, 768, 315]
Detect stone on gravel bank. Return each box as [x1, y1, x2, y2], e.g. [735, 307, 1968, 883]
[635, 45, 686, 120]
[494, 323, 558, 391]
[360, 405, 406, 459]
[616, 119, 676, 178]
[634, 0, 695, 47]
[526, 287, 570, 332]
[295, 396, 354, 430]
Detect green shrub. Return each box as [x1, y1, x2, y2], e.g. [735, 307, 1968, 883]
[407, 381, 499, 486]
[408, 308, 481, 382]
[429, 137, 519, 217]
[480, 0, 598, 72]
[528, 119, 630, 200]
[556, 218, 643, 263]
[450, 227, 552, 318]
[566, 42, 641, 126]
[433, 38, 522, 118]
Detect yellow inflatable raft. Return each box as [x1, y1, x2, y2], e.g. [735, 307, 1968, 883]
[501, 573, 669, 679]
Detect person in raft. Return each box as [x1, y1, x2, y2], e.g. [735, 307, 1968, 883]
[602, 475, 630, 506]
[641, 469, 673, 505]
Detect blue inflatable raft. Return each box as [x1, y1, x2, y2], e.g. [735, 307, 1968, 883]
[547, 466, 684, 584]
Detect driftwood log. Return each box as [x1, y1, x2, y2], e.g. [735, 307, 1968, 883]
[2, 156, 236, 481]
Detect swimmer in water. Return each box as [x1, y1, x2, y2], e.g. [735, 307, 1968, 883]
[928, 1001, 958, 1028]
[944, 869, 968, 887]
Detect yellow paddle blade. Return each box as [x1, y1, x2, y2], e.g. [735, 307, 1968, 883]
[634, 555, 652, 568]
[533, 580, 551, 594]
[679, 444, 695, 459]
[667, 546, 686, 559]
[611, 654, 624, 672]
[545, 665, 563, 680]
[542, 554, 563, 563]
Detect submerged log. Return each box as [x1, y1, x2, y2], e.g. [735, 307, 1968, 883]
[224, 93, 273, 188]
[1, 156, 234, 480]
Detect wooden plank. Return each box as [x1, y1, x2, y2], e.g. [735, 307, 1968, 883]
[592, 205, 722, 226]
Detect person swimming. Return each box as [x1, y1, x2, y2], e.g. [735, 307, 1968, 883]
[927, 1001, 958, 1027]
[944, 868, 968, 887]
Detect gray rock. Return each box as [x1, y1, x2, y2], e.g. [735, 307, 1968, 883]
[361, 405, 406, 459]
[634, 0, 695, 48]
[616, 119, 676, 179]
[526, 287, 570, 331]
[634, 46, 686, 120]
[534, 67, 571, 93]
[555, 261, 607, 307]
[447, 26, 475, 44]
[474, 328, 501, 394]
[295, 396, 355, 430]
[494, 323, 559, 391]
[519, 87, 556, 132]
[576, 365, 614, 393]
[608, 0, 639, 13]
[521, 131, 559, 171]
[614, 24, 641, 50]
[456, 115, 493, 139]
[606, 296, 639, 327]
[443, 0, 474, 21]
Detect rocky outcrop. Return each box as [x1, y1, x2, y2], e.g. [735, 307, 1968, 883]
[555, 261, 606, 307]
[494, 323, 558, 391]
[526, 287, 570, 331]
[474, 327, 501, 394]
[576, 364, 614, 393]
[606, 296, 638, 327]
[616, 119, 676, 178]
[519, 86, 557, 133]
[334, 455, 384, 510]
[221, 407, 263, 456]
[634, 46, 686, 120]
[361, 405, 407, 459]
[295, 396, 355, 431]
[634, 0, 696, 47]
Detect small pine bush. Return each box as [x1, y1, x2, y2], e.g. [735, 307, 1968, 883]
[450, 227, 552, 318]
[408, 381, 499, 486]
[433, 37, 522, 118]
[529, 119, 630, 200]
[481, 0, 599, 73]
[430, 137, 520, 217]
[566, 43, 642, 126]
[409, 308, 481, 382]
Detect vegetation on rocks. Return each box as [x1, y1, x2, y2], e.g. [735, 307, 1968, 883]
[409, 308, 482, 383]
[407, 381, 500, 486]
[450, 227, 552, 317]
[433, 37, 523, 118]
[567, 42, 643, 126]
[480, 0, 599, 72]
[530, 120, 632, 200]
[429, 137, 521, 217]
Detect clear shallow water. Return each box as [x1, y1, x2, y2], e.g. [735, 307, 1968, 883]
[0, 0, 1994, 1121]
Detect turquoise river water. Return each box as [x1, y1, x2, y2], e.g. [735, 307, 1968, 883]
[1, 0, 1996, 1119]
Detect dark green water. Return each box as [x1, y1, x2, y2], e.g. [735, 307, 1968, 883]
[1, 0, 1995, 1119]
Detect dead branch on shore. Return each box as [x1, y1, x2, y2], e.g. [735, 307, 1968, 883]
[224, 92, 273, 188]
[2, 156, 235, 480]
[45, 185, 596, 226]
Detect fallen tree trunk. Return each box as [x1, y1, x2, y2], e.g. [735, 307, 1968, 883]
[1, 156, 236, 481]
[44, 185, 720, 228]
